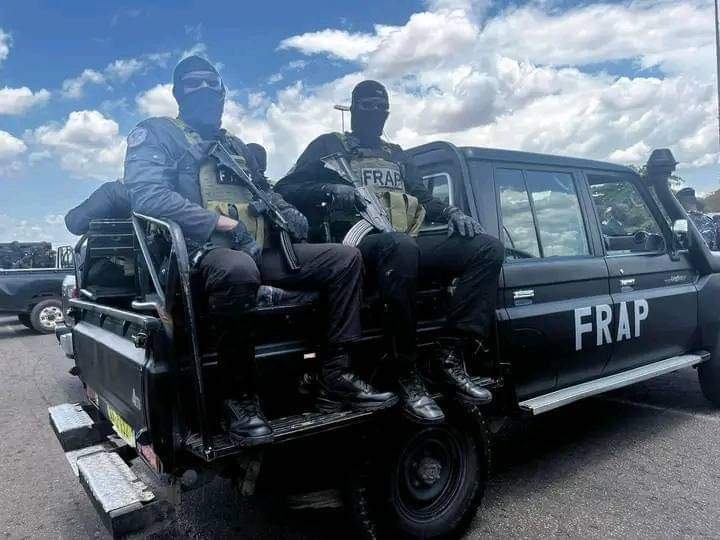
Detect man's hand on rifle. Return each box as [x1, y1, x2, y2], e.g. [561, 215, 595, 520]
[321, 183, 364, 211]
[216, 215, 261, 264]
[231, 221, 262, 264]
[280, 206, 309, 242]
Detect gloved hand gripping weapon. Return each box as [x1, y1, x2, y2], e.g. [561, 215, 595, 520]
[209, 142, 301, 271]
[320, 153, 394, 246]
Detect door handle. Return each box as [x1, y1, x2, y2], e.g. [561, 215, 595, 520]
[513, 289, 535, 300]
[619, 278, 636, 287]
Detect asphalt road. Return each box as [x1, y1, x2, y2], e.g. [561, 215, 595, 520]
[1, 314, 720, 539]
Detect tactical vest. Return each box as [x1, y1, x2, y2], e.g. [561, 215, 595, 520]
[336, 133, 425, 235]
[172, 119, 268, 248]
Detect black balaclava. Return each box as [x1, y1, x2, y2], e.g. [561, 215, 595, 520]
[246, 143, 267, 175]
[350, 80, 389, 147]
[172, 55, 225, 140]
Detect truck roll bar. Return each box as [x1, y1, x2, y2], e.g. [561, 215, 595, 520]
[132, 213, 211, 454]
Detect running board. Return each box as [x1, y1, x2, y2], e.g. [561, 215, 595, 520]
[519, 351, 710, 415]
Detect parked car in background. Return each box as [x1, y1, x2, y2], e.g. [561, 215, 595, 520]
[0, 245, 74, 333]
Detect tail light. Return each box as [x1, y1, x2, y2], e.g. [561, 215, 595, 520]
[138, 442, 162, 473]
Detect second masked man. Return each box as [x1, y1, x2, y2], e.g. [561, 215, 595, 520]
[276, 80, 505, 424]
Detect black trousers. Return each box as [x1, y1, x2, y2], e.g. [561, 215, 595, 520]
[358, 231, 504, 362]
[196, 243, 363, 391]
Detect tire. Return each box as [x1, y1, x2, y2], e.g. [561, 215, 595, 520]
[29, 299, 64, 334]
[348, 403, 490, 539]
[698, 355, 720, 406]
[17, 314, 33, 329]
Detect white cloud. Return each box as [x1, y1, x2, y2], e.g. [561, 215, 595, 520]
[32, 110, 125, 179]
[0, 213, 75, 245]
[181, 42, 208, 60]
[0, 28, 11, 64]
[0, 87, 50, 115]
[61, 52, 171, 99]
[0, 130, 26, 178]
[0, 130, 27, 161]
[136, 83, 177, 117]
[279, 29, 380, 61]
[61, 69, 105, 99]
[105, 58, 144, 81]
[263, 0, 718, 178]
[479, 2, 715, 79]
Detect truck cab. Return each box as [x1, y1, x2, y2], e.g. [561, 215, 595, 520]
[48, 145, 720, 539]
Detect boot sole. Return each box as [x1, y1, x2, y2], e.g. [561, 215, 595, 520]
[228, 431, 275, 447]
[316, 394, 400, 414]
[401, 407, 446, 425]
[452, 390, 493, 406]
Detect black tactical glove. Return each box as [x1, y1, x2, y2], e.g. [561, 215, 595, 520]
[231, 221, 261, 265]
[321, 184, 362, 211]
[444, 206, 484, 238]
[280, 207, 309, 242]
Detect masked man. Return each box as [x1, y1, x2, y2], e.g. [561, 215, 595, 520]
[276, 80, 504, 424]
[677, 187, 717, 250]
[123, 58, 396, 445]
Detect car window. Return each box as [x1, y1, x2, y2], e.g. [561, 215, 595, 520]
[525, 170, 589, 258]
[423, 172, 453, 206]
[589, 177, 665, 255]
[496, 168, 540, 259]
[496, 168, 589, 260]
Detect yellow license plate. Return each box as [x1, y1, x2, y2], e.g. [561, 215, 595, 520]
[106, 404, 136, 447]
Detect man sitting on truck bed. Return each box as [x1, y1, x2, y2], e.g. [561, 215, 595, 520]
[276, 80, 504, 424]
[122, 56, 397, 445]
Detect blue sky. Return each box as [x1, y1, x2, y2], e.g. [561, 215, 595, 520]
[0, 0, 718, 245]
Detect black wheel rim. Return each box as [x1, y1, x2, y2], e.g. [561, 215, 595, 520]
[391, 425, 469, 523]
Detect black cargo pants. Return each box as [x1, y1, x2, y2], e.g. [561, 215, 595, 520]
[358, 231, 504, 366]
[196, 243, 363, 392]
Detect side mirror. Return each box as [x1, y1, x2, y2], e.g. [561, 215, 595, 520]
[672, 219, 690, 251]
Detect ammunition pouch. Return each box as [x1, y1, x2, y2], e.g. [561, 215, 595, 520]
[381, 192, 426, 237]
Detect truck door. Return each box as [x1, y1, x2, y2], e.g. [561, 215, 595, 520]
[587, 172, 698, 374]
[494, 166, 612, 400]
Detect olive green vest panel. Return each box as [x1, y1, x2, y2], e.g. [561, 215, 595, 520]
[337, 133, 425, 236]
[199, 160, 269, 248]
[171, 118, 269, 248]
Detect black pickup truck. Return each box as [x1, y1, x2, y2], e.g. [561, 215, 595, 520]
[0, 245, 74, 333]
[48, 145, 720, 539]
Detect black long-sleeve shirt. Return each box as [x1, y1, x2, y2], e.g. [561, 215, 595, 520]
[276, 133, 448, 222]
[65, 180, 131, 235]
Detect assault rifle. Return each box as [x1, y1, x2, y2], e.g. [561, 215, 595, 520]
[320, 153, 394, 246]
[209, 142, 301, 271]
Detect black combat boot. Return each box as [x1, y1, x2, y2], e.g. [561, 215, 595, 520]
[317, 349, 398, 412]
[398, 367, 445, 424]
[224, 395, 274, 446]
[435, 338, 492, 404]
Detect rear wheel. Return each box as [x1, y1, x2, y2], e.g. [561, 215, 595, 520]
[349, 403, 490, 539]
[17, 314, 32, 329]
[30, 299, 63, 334]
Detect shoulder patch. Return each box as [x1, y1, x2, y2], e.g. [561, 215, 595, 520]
[127, 127, 147, 148]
